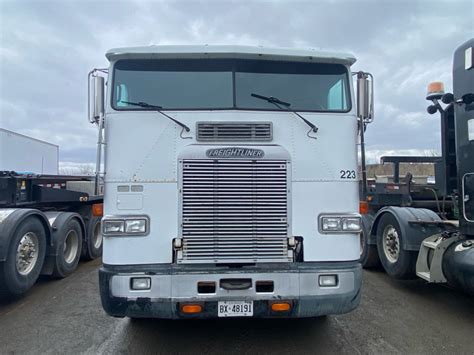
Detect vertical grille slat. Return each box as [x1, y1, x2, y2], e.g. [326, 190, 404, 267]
[179, 159, 290, 263]
[196, 122, 273, 142]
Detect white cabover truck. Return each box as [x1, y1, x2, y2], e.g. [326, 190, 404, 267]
[92, 45, 374, 319]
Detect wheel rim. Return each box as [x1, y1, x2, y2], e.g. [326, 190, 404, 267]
[382, 225, 400, 263]
[16, 232, 39, 275]
[92, 222, 102, 249]
[63, 230, 79, 264]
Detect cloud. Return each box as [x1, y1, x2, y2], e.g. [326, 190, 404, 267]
[59, 161, 95, 175]
[0, 0, 472, 165]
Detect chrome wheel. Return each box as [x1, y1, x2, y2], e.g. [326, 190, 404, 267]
[63, 230, 79, 264]
[92, 222, 102, 249]
[382, 225, 400, 263]
[16, 232, 39, 275]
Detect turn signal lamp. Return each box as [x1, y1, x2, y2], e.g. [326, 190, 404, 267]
[270, 302, 291, 312]
[359, 201, 369, 215]
[181, 304, 203, 314]
[92, 203, 103, 217]
[426, 82, 445, 100]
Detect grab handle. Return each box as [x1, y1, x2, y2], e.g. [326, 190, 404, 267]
[220, 278, 252, 290]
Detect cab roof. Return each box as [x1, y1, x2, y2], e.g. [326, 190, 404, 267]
[105, 45, 356, 66]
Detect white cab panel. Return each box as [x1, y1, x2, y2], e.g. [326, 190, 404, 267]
[103, 110, 360, 265]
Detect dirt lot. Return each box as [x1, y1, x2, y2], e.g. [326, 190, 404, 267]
[0, 259, 473, 354]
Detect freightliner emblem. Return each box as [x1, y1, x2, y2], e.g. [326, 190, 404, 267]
[206, 147, 265, 159]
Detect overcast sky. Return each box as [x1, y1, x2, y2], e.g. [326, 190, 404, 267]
[0, 0, 472, 170]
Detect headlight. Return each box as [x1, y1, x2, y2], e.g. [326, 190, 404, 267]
[321, 217, 341, 231]
[102, 216, 149, 236]
[342, 217, 362, 232]
[125, 219, 147, 233]
[319, 214, 361, 233]
[103, 220, 125, 234]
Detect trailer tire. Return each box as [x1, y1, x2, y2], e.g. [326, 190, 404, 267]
[0, 217, 47, 298]
[82, 216, 102, 260]
[52, 218, 83, 278]
[376, 213, 417, 279]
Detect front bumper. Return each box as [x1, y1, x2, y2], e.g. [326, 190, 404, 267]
[99, 261, 362, 319]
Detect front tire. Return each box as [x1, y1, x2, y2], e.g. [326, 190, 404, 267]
[0, 217, 47, 298]
[360, 229, 380, 268]
[376, 213, 417, 279]
[360, 215, 380, 268]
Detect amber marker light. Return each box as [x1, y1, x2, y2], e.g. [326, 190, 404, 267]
[92, 203, 104, 217]
[359, 201, 369, 215]
[426, 81, 445, 100]
[270, 302, 291, 312]
[181, 304, 203, 314]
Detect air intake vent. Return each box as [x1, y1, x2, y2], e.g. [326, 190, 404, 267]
[196, 122, 272, 142]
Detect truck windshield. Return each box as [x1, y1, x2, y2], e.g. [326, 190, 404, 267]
[112, 59, 350, 112]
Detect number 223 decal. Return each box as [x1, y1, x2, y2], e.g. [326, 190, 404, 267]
[340, 170, 356, 179]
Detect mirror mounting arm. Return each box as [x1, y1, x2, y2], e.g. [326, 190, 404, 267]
[87, 67, 108, 195]
[353, 71, 374, 201]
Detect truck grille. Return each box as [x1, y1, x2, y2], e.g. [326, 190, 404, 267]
[179, 159, 290, 263]
[196, 122, 272, 142]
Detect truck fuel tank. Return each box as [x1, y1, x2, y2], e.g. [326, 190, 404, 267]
[442, 239, 474, 295]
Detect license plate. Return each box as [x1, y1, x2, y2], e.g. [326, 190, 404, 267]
[218, 301, 253, 317]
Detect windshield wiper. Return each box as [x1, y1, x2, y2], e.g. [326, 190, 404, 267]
[250, 93, 318, 134]
[121, 100, 190, 132]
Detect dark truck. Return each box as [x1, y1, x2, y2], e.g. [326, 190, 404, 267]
[359, 38, 474, 294]
[0, 172, 103, 298]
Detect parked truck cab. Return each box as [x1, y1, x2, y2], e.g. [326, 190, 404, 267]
[95, 46, 373, 318]
[359, 39, 474, 295]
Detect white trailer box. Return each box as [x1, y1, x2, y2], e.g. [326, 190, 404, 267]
[0, 128, 59, 174]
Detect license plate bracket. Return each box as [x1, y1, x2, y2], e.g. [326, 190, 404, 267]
[218, 301, 253, 317]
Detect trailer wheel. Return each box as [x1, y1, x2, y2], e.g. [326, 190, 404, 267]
[52, 218, 83, 278]
[376, 213, 417, 279]
[0, 217, 47, 298]
[82, 216, 102, 260]
[360, 229, 380, 268]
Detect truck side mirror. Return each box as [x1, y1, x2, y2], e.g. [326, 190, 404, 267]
[93, 76, 105, 121]
[356, 72, 374, 123]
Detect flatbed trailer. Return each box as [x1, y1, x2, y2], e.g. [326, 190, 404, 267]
[365, 157, 454, 217]
[0, 171, 104, 298]
[359, 39, 474, 294]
